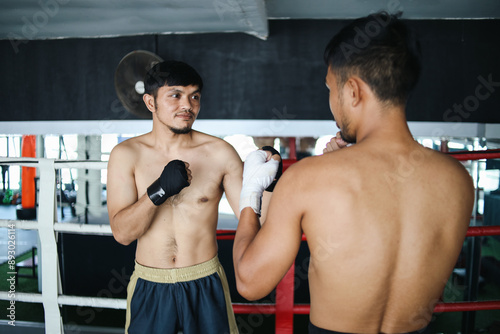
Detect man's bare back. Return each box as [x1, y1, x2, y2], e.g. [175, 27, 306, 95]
[107, 130, 242, 269]
[234, 137, 473, 333]
[295, 139, 474, 332]
[233, 12, 475, 334]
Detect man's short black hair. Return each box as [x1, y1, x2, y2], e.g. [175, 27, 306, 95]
[324, 12, 421, 107]
[144, 60, 203, 98]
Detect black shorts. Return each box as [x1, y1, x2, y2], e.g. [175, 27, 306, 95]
[125, 256, 238, 334]
[309, 322, 428, 334]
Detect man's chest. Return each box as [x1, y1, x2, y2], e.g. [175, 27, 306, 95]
[135, 156, 225, 199]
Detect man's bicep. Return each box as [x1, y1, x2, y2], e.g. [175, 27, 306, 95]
[106, 149, 138, 220]
[222, 148, 243, 218]
[253, 173, 304, 279]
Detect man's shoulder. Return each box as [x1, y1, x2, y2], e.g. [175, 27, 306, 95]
[109, 134, 150, 159]
[427, 148, 473, 186]
[116, 132, 150, 146]
[421, 146, 469, 173]
[290, 150, 352, 169]
[283, 154, 340, 182]
[192, 130, 238, 153]
[192, 130, 223, 145]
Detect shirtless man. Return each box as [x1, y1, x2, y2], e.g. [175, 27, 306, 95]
[107, 60, 242, 334]
[233, 12, 474, 333]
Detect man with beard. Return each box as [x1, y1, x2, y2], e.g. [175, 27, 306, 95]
[107, 60, 242, 334]
[233, 12, 474, 333]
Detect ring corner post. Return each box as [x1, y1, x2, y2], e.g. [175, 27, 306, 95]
[38, 158, 64, 334]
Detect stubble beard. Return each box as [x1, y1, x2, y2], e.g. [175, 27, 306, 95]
[337, 95, 356, 144]
[340, 126, 356, 144]
[154, 99, 194, 135]
[168, 125, 192, 135]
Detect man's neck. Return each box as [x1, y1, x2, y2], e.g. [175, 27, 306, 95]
[151, 125, 195, 151]
[355, 105, 413, 144]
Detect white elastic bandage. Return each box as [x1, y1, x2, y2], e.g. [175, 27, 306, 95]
[239, 150, 279, 216]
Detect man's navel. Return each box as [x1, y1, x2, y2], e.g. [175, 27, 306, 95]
[166, 237, 178, 262]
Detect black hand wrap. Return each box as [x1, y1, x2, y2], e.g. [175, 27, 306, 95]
[147, 160, 190, 206]
[261, 146, 283, 192]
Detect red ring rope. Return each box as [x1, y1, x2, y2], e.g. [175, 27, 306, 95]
[449, 149, 500, 161]
[466, 225, 500, 237]
[434, 301, 500, 312]
[232, 301, 500, 314]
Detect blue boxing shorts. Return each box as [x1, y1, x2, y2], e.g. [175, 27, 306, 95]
[125, 255, 238, 334]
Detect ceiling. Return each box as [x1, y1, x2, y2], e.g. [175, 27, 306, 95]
[1, 0, 499, 41]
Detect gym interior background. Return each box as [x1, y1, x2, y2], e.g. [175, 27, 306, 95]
[0, 1, 500, 333]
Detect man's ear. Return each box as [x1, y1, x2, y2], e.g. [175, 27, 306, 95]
[143, 93, 156, 113]
[344, 77, 362, 107]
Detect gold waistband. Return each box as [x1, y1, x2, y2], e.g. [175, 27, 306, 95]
[133, 255, 220, 283]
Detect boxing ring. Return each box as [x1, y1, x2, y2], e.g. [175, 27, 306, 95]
[0, 149, 500, 333]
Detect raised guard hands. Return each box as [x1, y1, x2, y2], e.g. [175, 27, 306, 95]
[147, 160, 191, 206]
[239, 150, 280, 216]
[260, 146, 282, 192]
[323, 131, 349, 154]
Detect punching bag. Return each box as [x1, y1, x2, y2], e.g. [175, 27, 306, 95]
[21, 135, 36, 208]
